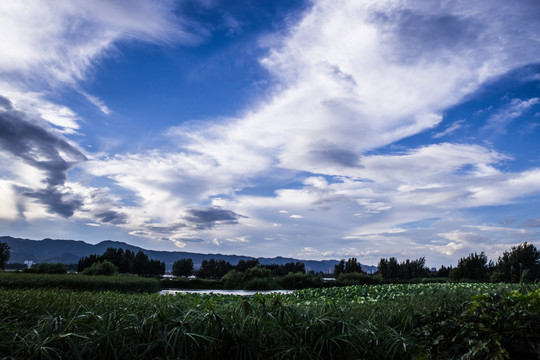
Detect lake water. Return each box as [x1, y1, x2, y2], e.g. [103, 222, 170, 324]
[160, 289, 295, 296]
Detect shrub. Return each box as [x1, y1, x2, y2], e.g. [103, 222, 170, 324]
[243, 277, 279, 290]
[172, 258, 194, 277]
[279, 272, 323, 289]
[243, 266, 272, 281]
[337, 272, 379, 285]
[222, 269, 243, 289]
[82, 260, 118, 276]
[24, 262, 67, 274]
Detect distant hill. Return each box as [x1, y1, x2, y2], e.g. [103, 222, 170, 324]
[0, 236, 377, 274]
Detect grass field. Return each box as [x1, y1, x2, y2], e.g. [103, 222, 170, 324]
[0, 271, 160, 293]
[1, 281, 538, 359]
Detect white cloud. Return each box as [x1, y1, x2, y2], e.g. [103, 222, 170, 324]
[433, 120, 465, 138]
[482, 97, 540, 134]
[0, 0, 198, 86]
[0, 0, 201, 132]
[78, 90, 112, 115]
[2, 0, 540, 263]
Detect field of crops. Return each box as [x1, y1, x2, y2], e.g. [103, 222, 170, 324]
[1, 282, 538, 359]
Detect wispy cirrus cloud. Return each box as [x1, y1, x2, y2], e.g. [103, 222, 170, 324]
[481, 97, 540, 134]
[0, 0, 204, 131]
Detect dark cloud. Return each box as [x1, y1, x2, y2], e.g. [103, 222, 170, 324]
[373, 9, 483, 63]
[146, 223, 186, 233]
[177, 237, 204, 243]
[0, 95, 87, 217]
[95, 210, 128, 225]
[309, 144, 361, 167]
[185, 206, 246, 230]
[523, 218, 540, 228]
[23, 187, 83, 218]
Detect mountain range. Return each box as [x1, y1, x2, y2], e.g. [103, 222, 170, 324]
[1, 236, 377, 274]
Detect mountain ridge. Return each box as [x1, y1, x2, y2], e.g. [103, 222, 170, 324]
[1, 236, 377, 274]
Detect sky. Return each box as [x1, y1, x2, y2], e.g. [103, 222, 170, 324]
[0, 0, 539, 267]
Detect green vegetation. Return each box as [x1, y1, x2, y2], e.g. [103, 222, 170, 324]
[0, 240, 9, 270]
[81, 260, 118, 276]
[0, 272, 160, 293]
[23, 262, 67, 274]
[491, 242, 540, 282]
[172, 258, 194, 277]
[78, 247, 165, 276]
[0, 283, 538, 359]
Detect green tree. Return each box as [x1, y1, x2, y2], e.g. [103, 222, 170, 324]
[377, 257, 399, 280]
[147, 259, 165, 276]
[450, 252, 490, 281]
[235, 259, 259, 272]
[134, 251, 149, 275]
[172, 258, 194, 277]
[243, 266, 272, 281]
[24, 262, 67, 274]
[196, 259, 233, 279]
[492, 242, 540, 282]
[82, 260, 118, 276]
[345, 257, 364, 274]
[0, 241, 10, 270]
[333, 259, 345, 277]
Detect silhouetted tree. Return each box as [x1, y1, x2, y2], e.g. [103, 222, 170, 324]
[345, 257, 364, 274]
[134, 251, 149, 275]
[78, 247, 164, 275]
[196, 259, 233, 279]
[334, 259, 345, 278]
[236, 259, 259, 272]
[492, 242, 540, 282]
[172, 258, 194, 277]
[263, 262, 305, 276]
[148, 259, 165, 276]
[450, 252, 490, 281]
[0, 241, 10, 270]
[436, 265, 452, 277]
[377, 257, 428, 280]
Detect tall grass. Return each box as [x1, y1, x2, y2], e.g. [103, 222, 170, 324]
[0, 283, 538, 359]
[0, 272, 160, 293]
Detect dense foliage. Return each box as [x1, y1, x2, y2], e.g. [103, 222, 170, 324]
[449, 252, 492, 282]
[195, 258, 306, 280]
[0, 241, 9, 270]
[491, 242, 540, 282]
[377, 256, 430, 280]
[334, 257, 363, 277]
[78, 247, 165, 276]
[81, 260, 118, 276]
[172, 258, 194, 277]
[0, 283, 538, 359]
[23, 262, 67, 274]
[0, 272, 160, 293]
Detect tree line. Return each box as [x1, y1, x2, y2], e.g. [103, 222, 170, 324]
[172, 257, 305, 279]
[78, 248, 165, 276]
[373, 242, 539, 283]
[1, 240, 538, 284]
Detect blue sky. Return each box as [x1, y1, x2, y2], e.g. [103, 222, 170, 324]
[0, 0, 539, 267]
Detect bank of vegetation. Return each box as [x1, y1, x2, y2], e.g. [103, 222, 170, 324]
[0, 240, 539, 359]
[0, 283, 538, 359]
